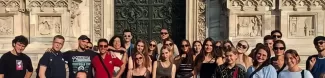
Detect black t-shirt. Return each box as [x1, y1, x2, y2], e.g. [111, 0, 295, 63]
[63, 50, 97, 78]
[37, 51, 66, 78]
[0, 51, 33, 78]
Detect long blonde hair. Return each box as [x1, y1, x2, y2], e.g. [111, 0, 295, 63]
[236, 40, 250, 67]
[160, 45, 173, 63]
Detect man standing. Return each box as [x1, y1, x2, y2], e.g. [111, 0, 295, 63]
[37, 35, 66, 78]
[157, 28, 179, 59]
[306, 36, 325, 78]
[0, 35, 33, 78]
[92, 38, 123, 78]
[123, 29, 134, 57]
[64, 35, 97, 78]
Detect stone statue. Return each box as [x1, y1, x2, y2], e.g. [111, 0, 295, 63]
[71, 9, 81, 37]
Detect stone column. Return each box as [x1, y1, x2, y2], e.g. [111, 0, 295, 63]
[186, 0, 207, 42]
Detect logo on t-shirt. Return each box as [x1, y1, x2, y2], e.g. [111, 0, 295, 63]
[16, 60, 23, 70]
[71, 56, 91, 73]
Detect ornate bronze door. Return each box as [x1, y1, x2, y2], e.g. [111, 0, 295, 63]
[114, 0, 186, 45]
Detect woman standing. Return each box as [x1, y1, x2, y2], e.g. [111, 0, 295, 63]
[278, 49, 313, 78]
[152, 46, 176, 78]
[192, 41, 202, 59]
[127, 52, 151, 78]
[194, 38, 223, 78]
[108, 35, 128, 78]
[175, 40, 195, 78]
[213, 47, 246, 78]
[271, 40, 287, 73]
[236, 40, 253, 69]
[148, 40, 158, 64]
[246, 46, 277, 78]
[128, 40, 152, 72]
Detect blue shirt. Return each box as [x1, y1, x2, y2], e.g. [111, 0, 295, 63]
[246, 65, 277, 78]
[38, 52, 66, 78]
[310, 57, 325, 78]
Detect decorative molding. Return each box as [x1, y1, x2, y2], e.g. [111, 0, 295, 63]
[282, 0, 325, 10]
[197, 0, 206, 41]
[228, 0, 274, 11]
[0, 0, 25, 12]
[92, 0, 103, 41]
[27, 0, 68, 12]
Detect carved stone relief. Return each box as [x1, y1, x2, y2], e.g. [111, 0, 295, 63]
[0, 0, 25, 12]
[27, 0, 68, 11]
[289, 16, 315, 37]
[0, 16, 13, 36]
[93, 0, 103, 41]
[229, 0, 273, 10]
[38, 16, 62, 36]
[236, 15, 263, 37]
[70, 1, 81, 37]
[282, 0, 325, 10]
[197, 0, 206, 41]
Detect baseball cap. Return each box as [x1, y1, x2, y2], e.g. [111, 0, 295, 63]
[313, 36, 325, 45]
[78, 35, 90, 41]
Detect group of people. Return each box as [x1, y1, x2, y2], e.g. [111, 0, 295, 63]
[0, 29, 325, 78]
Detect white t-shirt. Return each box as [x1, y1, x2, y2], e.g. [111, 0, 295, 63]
[278, 69, 314, 78]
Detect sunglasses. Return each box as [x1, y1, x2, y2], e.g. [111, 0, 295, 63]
[265, 43, 272, 45]
[272, 35, 282, 38]
[318, 42, 325, 45]
[182, 44, 189, 47]
[160, 32, 168, 35]
[136, 57, 143, 60]
[149, 44, 156, 47]
[124, 35, 131, 38]
[99, 45, 108, 48]
[274, 47, 285, 50]
[165, 43, 173, 46]
[237, 43, 247, 49]
[86, 46, 93, 49]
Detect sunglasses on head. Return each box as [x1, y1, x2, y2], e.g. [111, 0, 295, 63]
[149, 44, 156, 47]
[160, 32, 168, 35]
[165, 43, 173, 46]
[99, 45, 108, 48]
[237, 43, 247, 49]
[273, 47, 285, 50]
[272, 35, 282, 38]
[124, 35, 131, 37]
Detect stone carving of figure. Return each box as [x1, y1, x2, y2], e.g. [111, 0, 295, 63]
[255, 16, 262, 36]
[290, 23, 297, 36]
[39, 21, 51, 35]
[71, 9, 81, 37]
[0, 17, 13, 35]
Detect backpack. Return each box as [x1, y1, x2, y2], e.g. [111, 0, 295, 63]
[36, 52, 55, 78]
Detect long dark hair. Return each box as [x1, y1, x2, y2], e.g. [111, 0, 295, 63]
[192, 41, 202, 55]
[179, 39, 194, 65]
[108, 35, 126, 48]
[249, 46, 271, 78]
[194, 37, 218, 72]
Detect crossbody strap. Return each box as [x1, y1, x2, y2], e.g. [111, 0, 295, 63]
[98, 54, 111, 78]
[301, 70, 304, 78]
[233, 67, 239, 78]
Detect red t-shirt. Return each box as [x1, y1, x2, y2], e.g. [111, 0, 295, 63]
[92, 53, 123, 78]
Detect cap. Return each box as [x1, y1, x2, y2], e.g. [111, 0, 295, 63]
[313, 36, 325, 45]
[78, 35, 90, 41]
